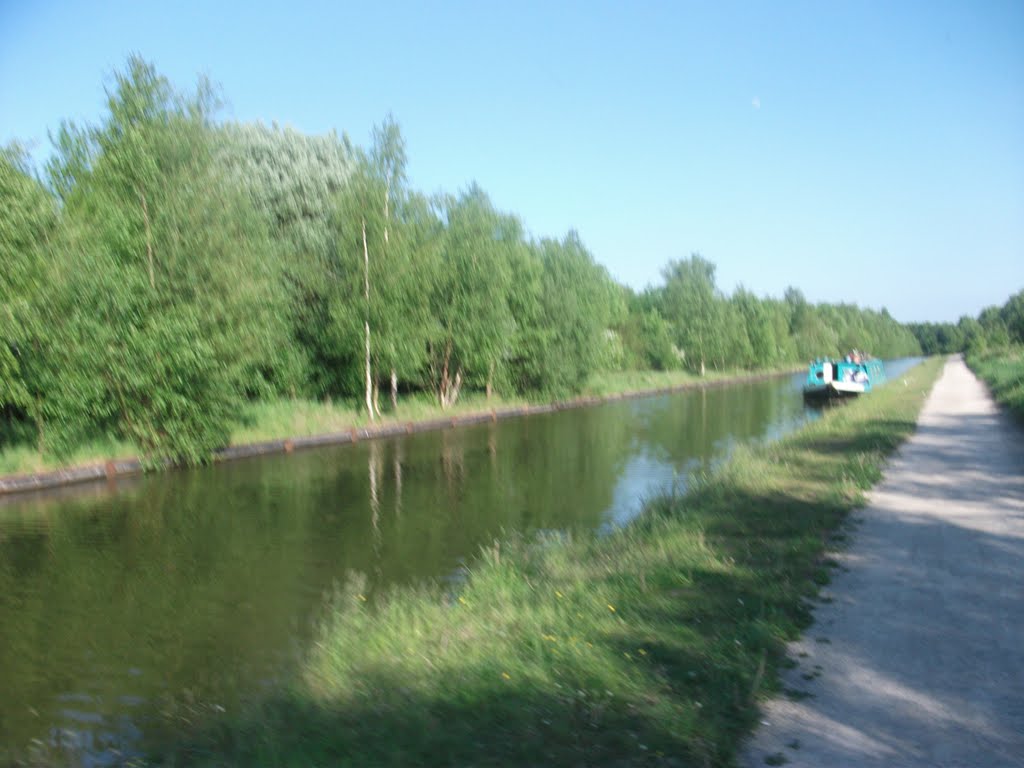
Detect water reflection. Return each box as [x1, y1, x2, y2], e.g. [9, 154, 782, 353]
[0, 361, 921, 764]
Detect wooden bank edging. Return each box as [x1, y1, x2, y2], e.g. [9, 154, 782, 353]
[0, 369, 797, 498]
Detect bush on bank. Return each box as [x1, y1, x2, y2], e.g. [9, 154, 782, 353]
[967, 346, 1024, 422]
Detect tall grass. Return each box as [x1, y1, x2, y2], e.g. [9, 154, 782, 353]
[582, 364, 799, 398]
[159, 358, 943, 767]
[0, 368, 795, 479]
[967, 346, 1024, 422]
[0, 435, 138, 476]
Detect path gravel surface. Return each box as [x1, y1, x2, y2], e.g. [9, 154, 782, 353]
[741, 356, 1024, 768]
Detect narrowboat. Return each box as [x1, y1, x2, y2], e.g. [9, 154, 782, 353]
[803, 353, 885, 402]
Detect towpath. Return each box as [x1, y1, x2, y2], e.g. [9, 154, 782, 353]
[741, 356, 1024, 768]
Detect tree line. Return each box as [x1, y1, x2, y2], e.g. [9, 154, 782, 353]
[909, 291, 1024, 356]
[1, 57, 922, 464]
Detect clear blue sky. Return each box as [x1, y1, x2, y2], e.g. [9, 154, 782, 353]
[2, 0, 1022, 322]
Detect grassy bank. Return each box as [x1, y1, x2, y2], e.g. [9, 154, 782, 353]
[232, 365, 801, 444]
[966, 347, 1024, 422]
[156, 357, 942, 767]
[0, 365, 799, 480]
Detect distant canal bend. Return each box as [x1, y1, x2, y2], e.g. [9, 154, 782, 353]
[0, 360, 921, 764]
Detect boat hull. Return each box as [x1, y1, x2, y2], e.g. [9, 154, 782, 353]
[803, 381, 866, 401]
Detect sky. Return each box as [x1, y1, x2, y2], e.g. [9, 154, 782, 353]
[1, 0, 1022, 323]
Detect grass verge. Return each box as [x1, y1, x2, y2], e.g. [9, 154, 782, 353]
[0, 366, 799, 480]
[156, 357, 942, 767]
[966, 346, 1024, 423]
[231, 365, 801, 444]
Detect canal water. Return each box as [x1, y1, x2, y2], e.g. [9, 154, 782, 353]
[0, 361, 920, 764]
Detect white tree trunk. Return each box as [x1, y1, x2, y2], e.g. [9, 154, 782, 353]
[391, 368, 398, 410]
[363, 218, 374, 421]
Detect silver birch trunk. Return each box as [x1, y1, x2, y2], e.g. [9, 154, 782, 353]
[363, 218, 374, 421]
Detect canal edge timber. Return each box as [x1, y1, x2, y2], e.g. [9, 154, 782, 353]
[0, 368, 800, 498]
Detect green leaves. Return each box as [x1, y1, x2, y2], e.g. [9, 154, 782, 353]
[0, 146, 56, 414]
[2, 56, 935, 468]
[17, 57, 293, 463]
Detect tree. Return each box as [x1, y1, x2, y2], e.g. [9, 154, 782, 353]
[0, 145, 57, 447]
[331, 118, 432, 416]
[731, 287, 774, 367]
[427, 186, 516, 407]
[215, 120, 355, 396]
[617, 288, 680, 371]
[531, 232, 616, 393]
[661, 254, 721, 375]
[1000, 290, 1024, 344]
[958, 315, 986, 354]
[40, 56, 292, 462]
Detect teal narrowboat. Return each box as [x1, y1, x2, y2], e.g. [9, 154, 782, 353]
[803, 353, 885, 401]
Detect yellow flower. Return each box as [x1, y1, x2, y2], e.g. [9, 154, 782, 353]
[607, 604, 616, 612]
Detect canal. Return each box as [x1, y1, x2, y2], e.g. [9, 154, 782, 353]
[0, 361, 920, 764]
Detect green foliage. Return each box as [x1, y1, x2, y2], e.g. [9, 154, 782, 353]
[528, 232, 617, 394]
[967, 346, 1024, 422]
[425, 186, 517, 404]
[913, 290, 1024, 358]
[0, 146, 55, 415]
[161, 360, 940, 767]
[1, 55, 946, 467]
[618, 298, 681, 371]
[910, 289, 1024, 356]
[31, 57, 293, 462]
[661, 254, 721, 373]
[215, 120, 356, 397]
[330, 130, 435, 406]
[216, 121, 354, 257]
[999, 290, 1024, 344]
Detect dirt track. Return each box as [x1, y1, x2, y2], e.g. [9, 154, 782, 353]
[742, 356, 1024, 768]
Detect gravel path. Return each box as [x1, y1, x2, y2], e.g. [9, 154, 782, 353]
[741, 356, 1024, 768]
